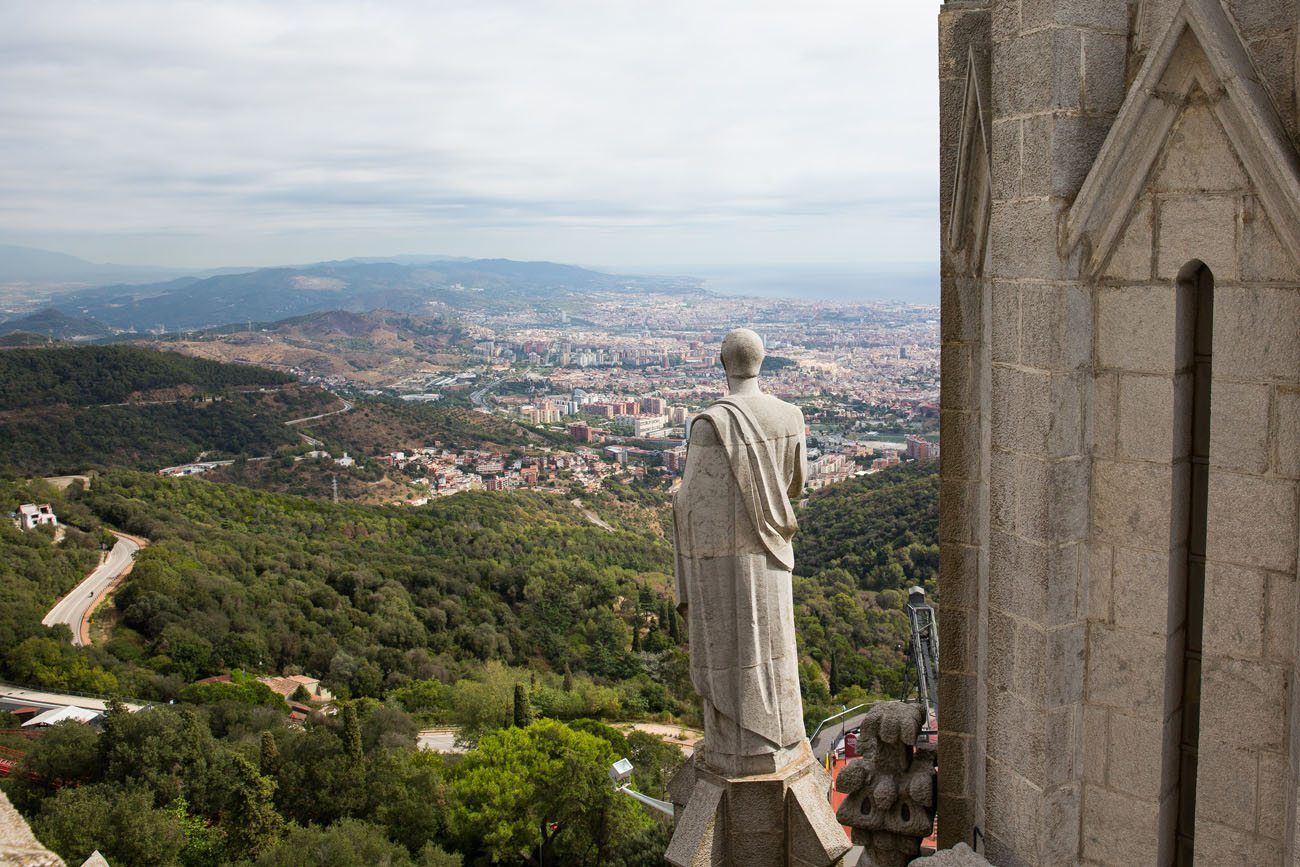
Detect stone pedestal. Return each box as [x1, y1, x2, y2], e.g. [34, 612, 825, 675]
[665, 741, 851, 867]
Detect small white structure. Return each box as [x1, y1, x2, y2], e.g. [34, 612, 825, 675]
[335, 452, 355, 467]
[16, 503, 57, 530]
[21, 705, 101, 727]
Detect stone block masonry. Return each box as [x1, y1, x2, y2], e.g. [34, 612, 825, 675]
[937, 0, 1300, 864]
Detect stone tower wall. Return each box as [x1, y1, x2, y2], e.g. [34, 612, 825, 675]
[937, 1, 1300, 864]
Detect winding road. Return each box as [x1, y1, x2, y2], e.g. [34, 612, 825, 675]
[469, 379, 501, 410]
[284, 394, 353, 448]
[285, 396, 354, 426]
[570, 499, 615, 531]
[42, 532, 142, 647]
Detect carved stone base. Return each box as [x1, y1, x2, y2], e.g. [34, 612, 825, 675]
[665, 741, 851, 867]
[833, 702, 937, 867]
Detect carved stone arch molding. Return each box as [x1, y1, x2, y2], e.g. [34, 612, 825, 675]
[1065, 0, 1300, 278]
[946, 45, 992, 276]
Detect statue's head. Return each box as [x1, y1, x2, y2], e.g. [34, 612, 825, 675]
[721, 328, 764, 379]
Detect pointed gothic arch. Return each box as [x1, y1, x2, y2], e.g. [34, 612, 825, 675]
[1065, 0, 1300, 278]
[946, 46, 991, 275]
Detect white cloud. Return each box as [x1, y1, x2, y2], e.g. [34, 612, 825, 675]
[0, 0, 940, 269]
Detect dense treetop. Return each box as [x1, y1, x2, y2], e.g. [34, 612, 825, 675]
[0, 345, 293, 410]
[0, 386, 938, 864]
[0, 345, 332, 475]
[0, 461, 936, 717]
[797, 460, 938, 588]
[7, 695, 664, 866]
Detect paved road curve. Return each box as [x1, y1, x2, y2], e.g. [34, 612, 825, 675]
[810, 711, 869, 761]
[469, 379, 501, 409]
[285, 396, 354, 425]
[41, 533, 140, 647]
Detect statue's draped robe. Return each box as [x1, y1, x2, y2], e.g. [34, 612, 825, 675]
[673, 394, 807, 772]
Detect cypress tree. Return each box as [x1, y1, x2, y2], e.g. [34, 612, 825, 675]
[562, 664, 574, 692]
[342, 702, 363, 763]
[513, 683, 531, 728]
[631, 622, 641, 652]
[828, 651, 842, 697]
[225, 754, 283, 859]
[259, 730, 281, 778]
[98, 698, 129, 764]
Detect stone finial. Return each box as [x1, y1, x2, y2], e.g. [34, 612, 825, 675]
[833, 702, 936, 867]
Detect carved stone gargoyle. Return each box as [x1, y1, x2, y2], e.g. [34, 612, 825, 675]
[833, 701, 937, 867]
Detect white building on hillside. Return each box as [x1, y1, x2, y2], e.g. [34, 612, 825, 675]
[16, 503, 57, 530]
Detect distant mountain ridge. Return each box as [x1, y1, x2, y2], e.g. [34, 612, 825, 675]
[40, 257, 699, 332]
[0, 243, 196, 286]
[0, 307, 112, 340]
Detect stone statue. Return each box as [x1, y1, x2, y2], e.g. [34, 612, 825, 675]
[665, 328, 849, 867]
[673, 327, 807, 774]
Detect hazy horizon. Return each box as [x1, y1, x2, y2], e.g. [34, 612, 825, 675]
[0, 1, 940, 273]
[0, 240, 939, 305]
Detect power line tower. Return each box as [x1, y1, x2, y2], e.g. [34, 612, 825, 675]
[332, 473, 339, 504]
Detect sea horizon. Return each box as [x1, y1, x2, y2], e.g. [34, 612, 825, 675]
[622, 261, 940, 305]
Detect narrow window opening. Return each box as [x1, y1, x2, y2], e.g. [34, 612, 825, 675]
[1174, 261, 1212, 866]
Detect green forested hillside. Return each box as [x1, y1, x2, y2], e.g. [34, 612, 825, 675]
[0, 345, 293, 409]
[792, 462, 939, 704]
[797, 461, 939, 587]
[0, 462, 937, 712]
[301, 397, 543, 455]
[0, 345, 333, 474]
[0, 460, 937, 866]
[0, 479, 675, 866]
[2, 472, 680, 710]
[0, 398, 318, 475]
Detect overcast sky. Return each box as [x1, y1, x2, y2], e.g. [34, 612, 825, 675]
[0, 1, 939, 270]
